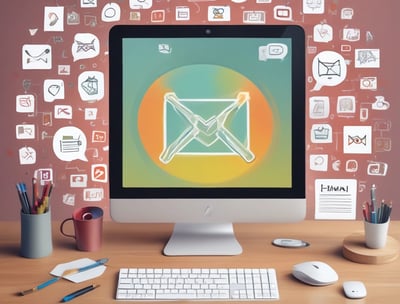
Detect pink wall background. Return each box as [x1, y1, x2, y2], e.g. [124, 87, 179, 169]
[1, 0, 399, 221]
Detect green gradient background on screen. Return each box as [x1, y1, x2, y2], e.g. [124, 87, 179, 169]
[122, 38, 292, 187]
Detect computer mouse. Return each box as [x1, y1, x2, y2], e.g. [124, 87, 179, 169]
[343, 281, 367, 299]
[292, 261, 338, 286]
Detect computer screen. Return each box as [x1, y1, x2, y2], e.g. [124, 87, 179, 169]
[109, 25, 306, 256]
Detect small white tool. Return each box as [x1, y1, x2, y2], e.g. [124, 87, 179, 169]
[272, 238, 309, 248]
[343, 281, 367, 299]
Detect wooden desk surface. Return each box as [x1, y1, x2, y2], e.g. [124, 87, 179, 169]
[1, 220, 399, 304]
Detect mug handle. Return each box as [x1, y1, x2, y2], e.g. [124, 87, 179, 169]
[60, 218, 75, 239]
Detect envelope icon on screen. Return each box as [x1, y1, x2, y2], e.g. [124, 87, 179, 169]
[159, 92, 255, 164]
[318, 59, 341, 77]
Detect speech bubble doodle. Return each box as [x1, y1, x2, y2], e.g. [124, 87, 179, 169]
[71, 33, 100, 62]
[53, 126, 88, 162]
[311, 50, 347, 91]
[78, 71, 104, 102]
[259, 43, 288, 61]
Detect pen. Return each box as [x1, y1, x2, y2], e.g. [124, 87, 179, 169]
[61, 284, 100, 302]
[363, 184, 394, 224]
[370, 211, 377, 224]
[362, 203, 368, 222]
[381, 201, 392, 223]
[32, 178, 38, 209]
[370, 184, 377, 211]
[21, 183, 32, 213]
[16, 183, 31, 214]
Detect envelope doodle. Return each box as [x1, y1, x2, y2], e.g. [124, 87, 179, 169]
[22, 44, 52, 70]
[312, 51, 347, 91]
[317, 59, 341, 78]
[160, 92, 255, 164]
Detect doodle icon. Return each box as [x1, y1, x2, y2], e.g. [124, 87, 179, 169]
[44, 6, 64, 32]
[22, 44, 52, 70]
[19, 147, 37, 165]
[311, 124, 332, 143]
[355, 49, 380, 68]
[259, 43, 288, 61]
[343, 126, 372, 154]
[53, 126, 88, 161]
[309, 96, 329, 119]
[44, 79, 65, 102]
[16, 94, 35, 113]
[72, 33, 100, 62]
[313, 24, 333, 43]
[312, 51, 347, 91]
[81, 0, 98, 8]
[101, 2, 121, 22]
[371, 96, 390, 110]
[129, 0, 153, 9]
[78, 71, 104, 102]
[91, 164, 108, 183]
[16, 124, 35, 139]
[208, 6, 231, 21]
[273, 5, 292, 21]
[367, 161, 388, 176]
[303, 0, 325, 14]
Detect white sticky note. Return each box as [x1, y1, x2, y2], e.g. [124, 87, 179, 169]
[315, 179, 357, 220]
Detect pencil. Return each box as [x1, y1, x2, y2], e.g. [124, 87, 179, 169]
[61, 284, 100, 302]
[363, 202, 370, 222]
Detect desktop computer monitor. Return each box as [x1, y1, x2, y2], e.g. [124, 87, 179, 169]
[109, 25, 306, 256]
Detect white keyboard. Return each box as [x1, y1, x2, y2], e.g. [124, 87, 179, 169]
[116, 268, 279, 301]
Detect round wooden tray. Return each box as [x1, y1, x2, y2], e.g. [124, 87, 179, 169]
[342, 232, 400, 264]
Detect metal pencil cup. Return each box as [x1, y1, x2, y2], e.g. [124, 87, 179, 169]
[20, 209, 53, 258]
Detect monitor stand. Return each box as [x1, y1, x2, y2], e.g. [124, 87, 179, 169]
[163, 223, 243, 256]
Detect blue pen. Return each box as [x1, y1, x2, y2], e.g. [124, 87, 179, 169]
[21, 183, 32, 213]
[61, 284, 100, 302]
[370, 210, 377, 224]
[16, 183, 31, 214]
[78, 258, 108, 272]
[20, 258, 108, 296]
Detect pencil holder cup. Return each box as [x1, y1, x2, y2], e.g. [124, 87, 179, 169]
[60, 206, 103, 251]
[364, 219, 390, 249]
[20, 209, 53, 258]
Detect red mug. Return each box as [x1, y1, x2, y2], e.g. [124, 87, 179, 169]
[60, 206, 103, 251]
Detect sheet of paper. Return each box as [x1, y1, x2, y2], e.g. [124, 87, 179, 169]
[50, 258, 106, 283]
[315, 179, 357, 220]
